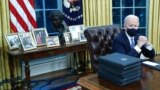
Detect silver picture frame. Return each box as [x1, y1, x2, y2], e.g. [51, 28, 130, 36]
[5, 33, 21, 50]
[18, 32, 37, 51]
[32, 28, 48, 46]
[46, 36, 60, 47]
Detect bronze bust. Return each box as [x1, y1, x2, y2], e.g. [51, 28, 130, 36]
[49, 10, 69, 45]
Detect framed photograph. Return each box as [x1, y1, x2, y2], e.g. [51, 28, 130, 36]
[63, 32, 72, 45]
[69, 25, 86, 41]
[32, 28, 48, 46]
[46, 36, 60, 47]
[18, 32, 37, 51]
[5, 33, 21, 50]
[79, 32, 87, 42]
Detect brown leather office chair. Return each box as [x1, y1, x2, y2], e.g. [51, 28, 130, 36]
[84, 25, 120, 72]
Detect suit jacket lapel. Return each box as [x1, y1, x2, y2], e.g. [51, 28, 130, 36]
[121, 31, 131, 50]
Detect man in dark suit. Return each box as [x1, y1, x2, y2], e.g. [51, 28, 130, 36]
[112, 15, 155, 59]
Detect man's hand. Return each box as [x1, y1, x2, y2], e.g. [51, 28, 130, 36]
[137, 36, 148, 48]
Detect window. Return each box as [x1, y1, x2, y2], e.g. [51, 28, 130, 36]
[112, 0, 148, 35]
[35, 0, 62, 35]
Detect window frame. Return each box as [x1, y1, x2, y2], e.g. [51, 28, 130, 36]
[112, 0, 149, 35]
[34, 0, 63, 35]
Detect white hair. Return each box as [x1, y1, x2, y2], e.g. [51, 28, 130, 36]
[124, 15, 139, 25]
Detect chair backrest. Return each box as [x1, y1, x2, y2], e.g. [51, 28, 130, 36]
[84, 25, 120, 71]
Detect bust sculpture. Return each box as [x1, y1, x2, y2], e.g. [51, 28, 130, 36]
[49, 10, 69, 45]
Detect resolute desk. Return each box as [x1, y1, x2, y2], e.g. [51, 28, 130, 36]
[78, 66, 160, 90]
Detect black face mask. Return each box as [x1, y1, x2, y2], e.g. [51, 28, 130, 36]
[126, 28, 138, 37]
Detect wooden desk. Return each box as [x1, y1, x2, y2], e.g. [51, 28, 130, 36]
[78, 66, 160, 90]
[8, 42, 88, 90]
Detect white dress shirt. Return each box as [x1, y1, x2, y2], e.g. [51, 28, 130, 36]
[125, 31, 153, 59]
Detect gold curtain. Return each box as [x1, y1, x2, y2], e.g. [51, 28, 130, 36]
[82, 0, 113, 26]
[0, 0, 11, 89]
[148, 0, 160, 54]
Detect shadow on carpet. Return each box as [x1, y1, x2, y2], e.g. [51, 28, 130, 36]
[31, 77, 80, 90]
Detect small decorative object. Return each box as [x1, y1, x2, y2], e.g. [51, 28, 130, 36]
[46, 36, 60, 47]
[79, 32, 87, 42]
[18, 32, 37, 51]
[64, 32, 72, 45]
[32, 28, 48, 46]
[69, 25, 86, 41]
[5, 33, 21, 50]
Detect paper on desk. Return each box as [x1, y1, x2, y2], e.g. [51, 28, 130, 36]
[142, 61, 159, 66]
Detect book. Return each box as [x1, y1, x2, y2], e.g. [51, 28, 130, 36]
[99, 53, 141, 68]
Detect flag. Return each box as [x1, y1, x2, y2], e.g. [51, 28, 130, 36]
[63, 0, 83, 26]
[9, 0, 37, 32]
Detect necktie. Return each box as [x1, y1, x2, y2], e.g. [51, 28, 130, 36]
[131, 38, 135, 48]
